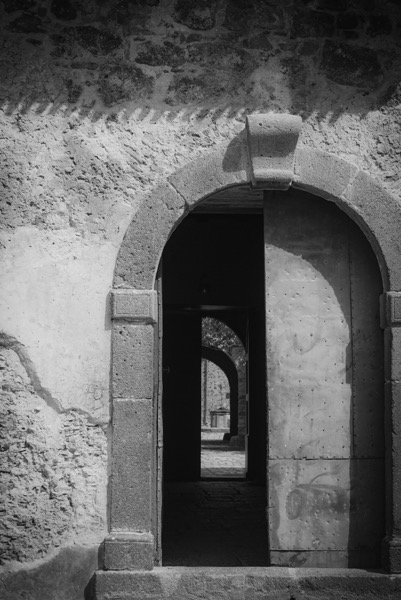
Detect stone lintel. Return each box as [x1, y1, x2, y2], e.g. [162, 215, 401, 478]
[381, 293, 401, 328]
[104, 532, 154, 571]
[111, 289, 157, 323]
[246, 113, 302, 190]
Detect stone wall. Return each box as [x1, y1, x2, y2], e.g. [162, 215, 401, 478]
[1, 0, 401, 597]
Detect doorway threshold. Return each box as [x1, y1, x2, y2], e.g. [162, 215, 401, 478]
[95, 566, 401, 600]
[162, 480, 267, 567]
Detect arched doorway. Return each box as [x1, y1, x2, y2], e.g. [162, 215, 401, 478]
[159, 184, 384, 568]
[100, 115, 401, 586]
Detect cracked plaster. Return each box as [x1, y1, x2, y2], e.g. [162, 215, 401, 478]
[0, 343, 107, 567]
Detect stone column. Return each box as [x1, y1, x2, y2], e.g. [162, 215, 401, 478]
[382, 292, 401, 573]
[104, 289, 157, 571]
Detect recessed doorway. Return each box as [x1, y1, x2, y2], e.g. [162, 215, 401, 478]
[159, 186, 384, 569]
[161, 208, 267, 566]
[201, 317, 247, 479]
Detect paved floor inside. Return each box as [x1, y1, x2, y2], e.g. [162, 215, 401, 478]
[201, 436, 246, 478]
[163, 435, 268, 566]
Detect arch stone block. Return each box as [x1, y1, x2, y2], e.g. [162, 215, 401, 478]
[115, 183, 186, 290]
[167, 135, 249, 207]
[293, 146, 358, 202]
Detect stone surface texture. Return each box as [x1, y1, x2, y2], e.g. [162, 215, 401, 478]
[111, 289, 157, 322]
[94, 567, 401, 600]
[246, 113, 302, 189]
[1, 0, 401, 597]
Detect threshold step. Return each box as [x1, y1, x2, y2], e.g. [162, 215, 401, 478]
[94, 566, 401, 600]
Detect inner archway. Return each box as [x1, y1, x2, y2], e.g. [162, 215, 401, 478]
[160, 185, 385, 568]
[201, 336, 247, 479]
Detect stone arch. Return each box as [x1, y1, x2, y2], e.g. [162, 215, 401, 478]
[201, 345, 239, 437]
[106, 114, 401, 574]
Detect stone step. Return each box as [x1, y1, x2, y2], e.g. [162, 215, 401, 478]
[94, 566, 401, 600]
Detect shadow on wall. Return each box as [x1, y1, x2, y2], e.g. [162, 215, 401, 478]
[1, 0, 401, 123]
[0, 544, 101, 600]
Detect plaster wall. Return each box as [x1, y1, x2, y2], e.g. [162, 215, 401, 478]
[2, 0, 401, 598]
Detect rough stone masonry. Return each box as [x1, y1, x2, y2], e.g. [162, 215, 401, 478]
[2, 0, 401, 599]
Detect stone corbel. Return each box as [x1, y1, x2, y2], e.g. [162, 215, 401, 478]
[111, 289, 157, 323]
[245, 113, 302, 190]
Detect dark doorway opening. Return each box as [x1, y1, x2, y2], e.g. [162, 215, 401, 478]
[200, 321, 247, 480]
[161, 211, 268, 566]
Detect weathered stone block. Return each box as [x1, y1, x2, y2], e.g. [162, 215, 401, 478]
[3, 0, 35, 11]
[95, 570, 164, 600]
[292, 9, 335, 38]
[174, 0, 216, 30]
[386, 382, 401, 437]
[167, 138, 248, 207]
[294, 147, 358, 202]
[112, 323, 154, 399]
[8, 14, 45, 33]
[51, 0, 77, 21]
[74, 26, 122, 55]
[244, 32, 273, 51]
[384, 328, 401, 382]
[322, 40, 382, 88]
[111, 399, 153, 531]
[383, 293, 401, 327]
[111, 289, 157, 323]
[384, 382, 401, 546]
[136, 41, 185, 67]
[104, 532, 154, 571]
[246, 113, 302, 190]
[223, 1, 253, 31]
[114, 183, 185, 289]
[383, 536, 401, 574]
[98, 64, 153, 107]
[315, 0, 347, 10]
[94, 567, 401, 600]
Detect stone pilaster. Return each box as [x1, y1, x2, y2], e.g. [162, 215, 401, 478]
[381, 292, 401, 573]
[105, 289, 157, 571]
